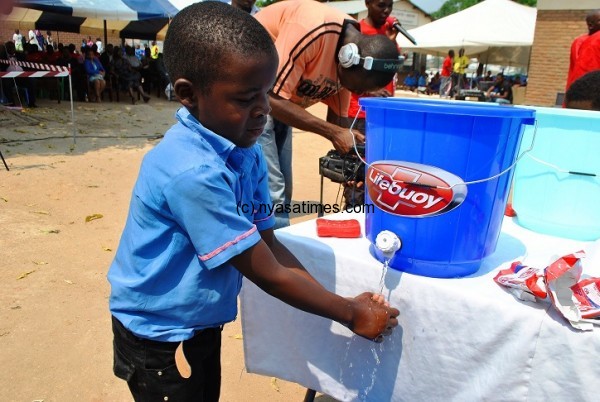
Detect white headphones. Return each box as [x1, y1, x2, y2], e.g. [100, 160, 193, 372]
[338, 43, 403, 72]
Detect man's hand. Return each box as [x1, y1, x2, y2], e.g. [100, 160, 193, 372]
[367, 88, 392, 98]
[331, 125, 365, 155]
[347, 292, 399, 342]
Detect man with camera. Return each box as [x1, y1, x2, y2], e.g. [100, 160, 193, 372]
[255, 0, 400, 228]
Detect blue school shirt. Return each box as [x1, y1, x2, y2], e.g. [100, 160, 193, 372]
[108, 108, 275, 342]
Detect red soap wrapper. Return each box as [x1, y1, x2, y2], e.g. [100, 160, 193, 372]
[316, 218, 361, 238]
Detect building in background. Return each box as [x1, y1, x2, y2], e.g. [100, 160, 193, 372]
[526, 0, 598, 106]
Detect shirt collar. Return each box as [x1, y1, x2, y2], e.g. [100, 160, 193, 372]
[175, 107, 235, 161]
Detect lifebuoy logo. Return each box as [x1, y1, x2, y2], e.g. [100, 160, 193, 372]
[366, 161, 467, 217]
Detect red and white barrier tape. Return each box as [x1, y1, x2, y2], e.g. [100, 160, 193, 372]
[0, 59, 70, 73]
[0, 71, 70, 78]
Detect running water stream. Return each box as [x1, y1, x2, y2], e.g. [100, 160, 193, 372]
[339, 249, 395, 400]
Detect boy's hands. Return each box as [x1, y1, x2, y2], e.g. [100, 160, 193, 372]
[347, 292, 399, 342]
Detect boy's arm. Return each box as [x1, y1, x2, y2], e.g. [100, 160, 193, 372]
[231, 234, 399, 341]
[259, 228, 319, 285]
[268, 92, 364, 155]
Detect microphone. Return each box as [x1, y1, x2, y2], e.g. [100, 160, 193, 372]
[388, 18, 417, 45]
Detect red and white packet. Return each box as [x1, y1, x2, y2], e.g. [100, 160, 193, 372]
[495, 248, 600, 331]
[493, 262, 547, 302]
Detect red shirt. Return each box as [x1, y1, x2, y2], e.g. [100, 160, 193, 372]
[566, 31, 600, 90]
[441, 56, 453, 77]
[348, 19, 396, 119]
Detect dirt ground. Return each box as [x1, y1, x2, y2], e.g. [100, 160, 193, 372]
[0, 96, 357, 401]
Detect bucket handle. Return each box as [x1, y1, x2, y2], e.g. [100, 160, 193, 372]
[349, 108, 544, 190]
[515, 118, 597, 177]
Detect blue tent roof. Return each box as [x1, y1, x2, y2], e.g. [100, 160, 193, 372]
[11, 0, 183, 39]
[16, 0, 179, 20]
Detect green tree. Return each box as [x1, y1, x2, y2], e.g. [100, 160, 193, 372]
[433, 0, 537, 19]
[256, 0, 277, 7]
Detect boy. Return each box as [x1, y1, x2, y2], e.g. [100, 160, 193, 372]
[107, 3, 399, 401]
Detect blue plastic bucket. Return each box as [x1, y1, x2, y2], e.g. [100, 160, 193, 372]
[512, 107, 600, 240]
[360, 98, 535, 278]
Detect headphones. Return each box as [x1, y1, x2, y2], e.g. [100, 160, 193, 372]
[338, 43, 403, 72]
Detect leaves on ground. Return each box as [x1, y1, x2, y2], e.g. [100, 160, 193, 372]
[102, 246, 112, 252]
[17, 270, 36, 280]
[40, 229, 60, 234]
[32, 261, 48, 265]
[85, 213, 103, 222]
[270, 377, 280, 392]
[32, 210, 50, 215]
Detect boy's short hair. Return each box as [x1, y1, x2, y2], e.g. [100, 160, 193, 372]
[565, 70, 600, 110]
[163, 1, 277, 94]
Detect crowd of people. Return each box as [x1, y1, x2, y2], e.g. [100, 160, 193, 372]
[1, 29, 167, 106]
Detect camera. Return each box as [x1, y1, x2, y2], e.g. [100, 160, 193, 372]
[319, 145, 365, 184]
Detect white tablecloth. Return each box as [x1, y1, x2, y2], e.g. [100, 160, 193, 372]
[240, 213, 600, 402]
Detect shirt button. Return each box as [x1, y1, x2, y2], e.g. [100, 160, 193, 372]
[158, 371, 162, 376]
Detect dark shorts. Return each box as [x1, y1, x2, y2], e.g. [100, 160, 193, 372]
[112, 316, 222, 402]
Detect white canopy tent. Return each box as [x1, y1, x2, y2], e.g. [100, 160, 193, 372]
[397, 0, 537, 67]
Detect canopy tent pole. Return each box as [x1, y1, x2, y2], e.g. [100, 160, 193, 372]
[68, 64, 75, 144]
[103, 20, 108, 49]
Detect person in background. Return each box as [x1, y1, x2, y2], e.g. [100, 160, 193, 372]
[95, 38, 103, 54]
[29, 29, 41, 50]
[254, 0, 400, 228]
[35, 29, 45, 51]
[343, 0, 400, 209]
[427, 72, 440, 94]
[0, 41, 37, 107]
[134, 43, 144, 60]
[112, 46, 151, 104]
[417, 66, 428, 92]
[452, 47, 469, 96]
[440, 49, 454, 97]
[565, 70, 600, 110]
[13, 29, 23, 52]
[566, 9, 600, 91]
[473, 62, 484, 88]
[403, 70, 418, 91]
[347, 0, 399, 134]
[108, 3, 399, 401]
[486, 72, 512, 104]
[99, 43, 114, 75]
[83, 48, 106, 102]
[46, 31, 54, 50]
[150, 40, 159, 59]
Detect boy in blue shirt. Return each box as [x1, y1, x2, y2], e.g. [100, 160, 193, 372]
[107, 3, 399, 401]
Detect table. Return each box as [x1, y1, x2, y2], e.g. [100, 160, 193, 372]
[240, 212, 600, 402]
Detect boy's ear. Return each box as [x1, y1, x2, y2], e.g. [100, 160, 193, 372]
[173, 78, 197, 109]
